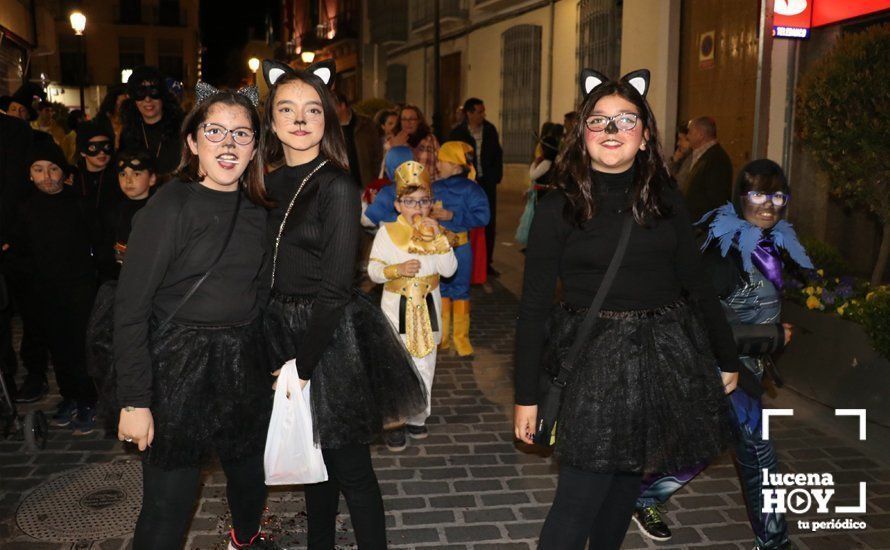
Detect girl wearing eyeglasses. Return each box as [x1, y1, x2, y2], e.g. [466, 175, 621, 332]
[114, 89, 277, 549]
[119, 66, 184, 178]
[514, 69, 742, 549]
[260, 59, 425, 549]
[630, 159, 811, 550]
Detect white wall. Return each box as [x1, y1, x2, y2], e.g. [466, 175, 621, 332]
[620, 0, 681, 154]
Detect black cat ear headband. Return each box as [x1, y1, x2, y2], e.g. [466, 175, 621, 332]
[195, 81, 259, 107]
[261, 58, 336, 88]
[580, 68, 650, 99]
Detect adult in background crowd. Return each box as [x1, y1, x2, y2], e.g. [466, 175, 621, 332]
[683, 116, 733, 221]
[0, 87, 51, 404]
[120, 66, 184, 178]
[670, 121, 693, 192]
[0, 106, 35, 397]
[333, 90, 383, 189]
[449, 97, 503, 276]
[94, 85, 129, 148]
[373, 108, 398, 158]
[32, 102, 70, 156]
[391, 104, 440, 181]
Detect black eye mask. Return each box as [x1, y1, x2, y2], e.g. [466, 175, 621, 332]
[118, 158, 154, 173]
[84, 140, 113, 156]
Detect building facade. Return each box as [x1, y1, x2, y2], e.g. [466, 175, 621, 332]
[25, 0, 200, 116]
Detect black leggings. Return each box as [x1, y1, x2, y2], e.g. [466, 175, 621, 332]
[133, 453, 266, 550]
[538, 465, 642, 550]
[305, 444, 386, 549]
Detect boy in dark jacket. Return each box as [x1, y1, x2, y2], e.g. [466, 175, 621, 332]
[12, 140, 98, 434]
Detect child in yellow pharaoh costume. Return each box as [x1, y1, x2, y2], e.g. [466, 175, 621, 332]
[368, 161, 458, 451]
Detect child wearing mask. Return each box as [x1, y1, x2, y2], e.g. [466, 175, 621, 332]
[11, 140, 98, 434]
[112, 150, 157, 272]
[368, 161, 457, 451]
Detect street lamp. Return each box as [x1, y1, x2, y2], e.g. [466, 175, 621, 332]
[69, 11, 86, 111]
[300, 50, 316, 64]
[248, 57, 260, 85]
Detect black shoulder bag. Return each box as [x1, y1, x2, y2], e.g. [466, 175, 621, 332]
[533, 215, 634, 447]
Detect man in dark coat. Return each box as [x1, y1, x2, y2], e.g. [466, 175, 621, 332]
[334, 91, 383, 189]
[448, 98, 503, 275]
[683, 116, 733, 221]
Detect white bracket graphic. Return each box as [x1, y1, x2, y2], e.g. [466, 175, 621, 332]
[762, 409, 794, 441]
[835, 409, 867, 440]
[835, 482, 868, 514]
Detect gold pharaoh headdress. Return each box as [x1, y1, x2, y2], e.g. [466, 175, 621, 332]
[394, 160, 431, 197]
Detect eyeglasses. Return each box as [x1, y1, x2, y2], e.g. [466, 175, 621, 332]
[276, 104, 324, 124]
[132, 86, 162, 101]
[399, 198, 433, 208]
[742, 191, 789, 207]
[201, 123, 255, 145]
[84, 140, 113, 156]
[585, 113, 640, 132]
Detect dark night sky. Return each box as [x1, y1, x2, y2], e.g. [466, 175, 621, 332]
[199, 0, 279, 87]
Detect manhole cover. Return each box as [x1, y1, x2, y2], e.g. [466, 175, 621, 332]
[17, 460, 142, 542]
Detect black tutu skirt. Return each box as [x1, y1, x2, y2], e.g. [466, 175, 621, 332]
[146, 318, 273, 469]
[263, 290, 426, 449]
[85, 280, 118, 431]
[544, 300, 735, 474]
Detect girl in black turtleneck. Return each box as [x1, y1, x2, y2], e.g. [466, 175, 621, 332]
[115, 90, 275, 550]
[260, 60, 425, 549]
[513, 70, 740, 549]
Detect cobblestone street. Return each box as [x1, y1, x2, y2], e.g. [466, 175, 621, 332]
[2, 274, 890, 549]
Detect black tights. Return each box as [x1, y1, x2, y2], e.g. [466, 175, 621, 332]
[305, 444, 386, 549]
[538, 465, 642, 550]
[133, 454, 266, 550]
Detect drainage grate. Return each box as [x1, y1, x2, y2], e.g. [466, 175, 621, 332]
[17, 460, 142, 542]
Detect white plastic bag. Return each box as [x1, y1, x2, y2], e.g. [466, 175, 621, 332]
[264, 359, 328, 485]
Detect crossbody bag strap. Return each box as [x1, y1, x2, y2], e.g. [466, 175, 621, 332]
[552, 215, 634, 386]
[270, 159, 329, 288]
[158, 188, 243, 329]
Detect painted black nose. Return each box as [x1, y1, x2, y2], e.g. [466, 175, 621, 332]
[604, 119, 619, 134]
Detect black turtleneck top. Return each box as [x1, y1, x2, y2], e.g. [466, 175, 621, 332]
[264, 156, 361, 380]
[514, 167, 742, 406]
[114, 179, 269, 407]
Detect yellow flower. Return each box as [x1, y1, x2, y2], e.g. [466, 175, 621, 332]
[867, 291, 876, 301]
[806, 295, 822, 310]
[804, 286, 815, 296]
[816, 286, 824, 295]
[837, 305, 846, 316]
[817, 269, 825, 276]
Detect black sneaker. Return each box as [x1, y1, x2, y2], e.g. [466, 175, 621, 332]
[487, 266, 500, 277]
[71, 403, 97, 436]
[14, 377, 48, 404]
[406, 424, 429, 439]
[51, 399, 78, 427]
[632, 505, 672, 541]
[384, 427, 407, 452]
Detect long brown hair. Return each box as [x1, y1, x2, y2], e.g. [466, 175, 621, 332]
[176, 92, 270, 207]
[262, 71, 349, 172]
[393, 104, 433, 147]
[556, 80, 672, 226]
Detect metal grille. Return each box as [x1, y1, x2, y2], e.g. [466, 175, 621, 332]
[386, 63, 407, 104]
[17, 460, 143, 542]
[577, 0, 622, 104]
[369, 0, 408, 44]
[501, 24, 542, 164]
